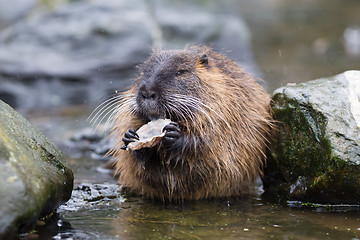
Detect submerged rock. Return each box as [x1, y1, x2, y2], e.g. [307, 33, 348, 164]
[0, 100, 73, 239]
[264, 70, 360, 204]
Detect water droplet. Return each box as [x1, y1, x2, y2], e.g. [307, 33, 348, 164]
[344, 26, 360, 56]
[57, 220, 63, 227]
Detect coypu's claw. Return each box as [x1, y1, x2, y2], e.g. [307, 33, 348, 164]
[121, 129, 139, 150]
[122, 137, 135, 145]
[125, 130, 139, 140]
[162, 122, 180, 132]
[162, 122, 181, 146]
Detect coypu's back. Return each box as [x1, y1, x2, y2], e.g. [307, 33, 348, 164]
[109, 46, 273, 202]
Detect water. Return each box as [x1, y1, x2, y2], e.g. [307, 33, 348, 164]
[27, 180, 360, 239]
[56, 196, 360, 240]
[19, 0, 360, 239]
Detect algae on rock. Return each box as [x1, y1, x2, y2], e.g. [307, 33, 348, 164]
[0, 100, 73, 239]
[264, 70, 360, 204]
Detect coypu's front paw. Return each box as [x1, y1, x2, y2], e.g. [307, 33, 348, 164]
[121, 129, 139, 150]
[162, 122, 181, 146]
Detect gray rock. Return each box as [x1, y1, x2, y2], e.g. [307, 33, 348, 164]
[0, 0, 258, 110]
[264, 70, 360, 204]
[0, 0, 152, 110]
[62, 127, 113, 161]
[58, 183, 124, 212]
[0, 0, 36, 29]
[0, 100, 73, 239]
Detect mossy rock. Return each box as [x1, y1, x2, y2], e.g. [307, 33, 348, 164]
[264, 70, 360, 204]
[0, 100, 73, 239]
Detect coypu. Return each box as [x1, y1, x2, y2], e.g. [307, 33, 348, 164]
[108, 46, 273, 202]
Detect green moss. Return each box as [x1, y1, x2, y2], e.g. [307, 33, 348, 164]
[264, 92, 360, 204]
[306, 165, 360, 203]
[0, 142, 10, 160]
[270, 93, 332, 180]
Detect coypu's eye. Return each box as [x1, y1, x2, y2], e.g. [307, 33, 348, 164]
[199, 54, 208, 65]
[176, 70, 188, 76]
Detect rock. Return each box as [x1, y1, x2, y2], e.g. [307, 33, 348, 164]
[0, 100, 73, 239]
[58, 183, 124, 212]
[264, 70, 360, 204]
[0, 0, 152, 110]
[0, 0, 258, 110]
[62, 126, 113, 161]
[0, 0, 36, 29]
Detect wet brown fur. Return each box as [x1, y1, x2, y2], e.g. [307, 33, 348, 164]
[108, 46, 273, 202]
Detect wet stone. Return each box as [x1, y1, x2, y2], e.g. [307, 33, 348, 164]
[0, 100, 73, 239]
[58, 183, 124, 212]
[264, 70, 360, 204]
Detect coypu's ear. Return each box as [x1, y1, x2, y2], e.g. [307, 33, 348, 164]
[199, 54, 208, 65]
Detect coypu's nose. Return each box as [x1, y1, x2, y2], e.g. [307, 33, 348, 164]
[139, 84, 158, 100]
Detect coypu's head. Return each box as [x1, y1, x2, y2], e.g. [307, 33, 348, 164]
[134, 47, 209, 121]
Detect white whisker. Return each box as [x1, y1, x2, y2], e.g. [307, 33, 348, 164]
[91, 99, 125, 128]
[168, 95, 214, 126]
[107, 98, 136, 127]
[88, 96, 124, 124]
[171, 94, 231, 128]
[89, 93, 136, 134]
[87, 95, 122, 122]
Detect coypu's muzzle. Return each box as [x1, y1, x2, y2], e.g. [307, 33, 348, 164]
[136, 82, 164, 120]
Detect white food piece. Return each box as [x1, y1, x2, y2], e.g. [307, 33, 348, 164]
[127, 119, 172, 151]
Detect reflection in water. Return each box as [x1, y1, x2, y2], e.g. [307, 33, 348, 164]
[110, 197, 360, 240]
[48, 192, 360, 240]
[25, 191, 360, 239]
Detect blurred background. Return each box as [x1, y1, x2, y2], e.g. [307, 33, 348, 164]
[0, 0, 359, 115]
